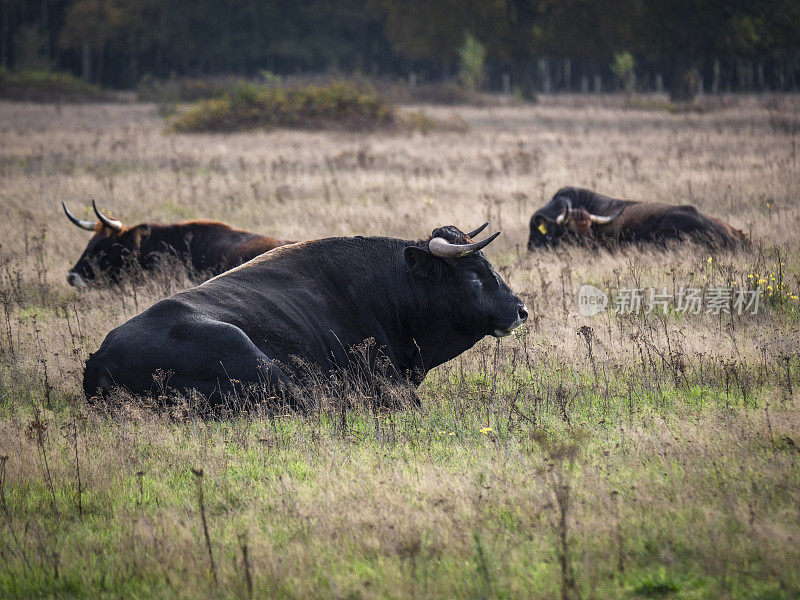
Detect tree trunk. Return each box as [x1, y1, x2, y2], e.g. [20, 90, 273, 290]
[40, 0, 50, 65]
[97, 45, 104, 84]
[81, 43, 91, 81]
[513, 60, 537, 101]
[129, 53, 137, 88]
[1, 0, 8, 69]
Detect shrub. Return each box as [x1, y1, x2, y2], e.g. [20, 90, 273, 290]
[400, 110, 470, 134]
[458, 32, 487, 91]
[408, 81, 491, 106]
[171, 80, 395, 133]
[0, 69, 108, 102]
[611, 51, 636, 94]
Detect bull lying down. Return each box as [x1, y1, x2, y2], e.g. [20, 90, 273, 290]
[528, 187, 747, 250]
[63, 200, 291, 287]
[83, 225, 528, 408]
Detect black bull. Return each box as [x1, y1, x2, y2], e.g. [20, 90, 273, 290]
[83, 225, 528, 406]
[63, 200, 291, 287]
[528, 187, 747, 250]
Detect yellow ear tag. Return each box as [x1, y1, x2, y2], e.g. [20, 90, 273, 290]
[538, 223, 548, 235]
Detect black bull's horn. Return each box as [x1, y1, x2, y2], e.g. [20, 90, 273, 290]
[62, 202, 96, 231]
[465, 222, 488, 239]
[428, 227, 501, 259]
[92, 200, 123, 231]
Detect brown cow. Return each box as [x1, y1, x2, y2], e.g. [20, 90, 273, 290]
[63, 201, 292, 287]
[528, 187, 747, 250]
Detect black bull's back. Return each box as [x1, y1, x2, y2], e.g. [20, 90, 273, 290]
[83, 231, 527, 406]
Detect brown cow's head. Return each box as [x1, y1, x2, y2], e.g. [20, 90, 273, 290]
[63, 201, 150, 287]
[528, 194, 615, 249]
[565, 208, 594, 239]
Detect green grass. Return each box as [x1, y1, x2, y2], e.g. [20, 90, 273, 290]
[1, 361, 798, 599]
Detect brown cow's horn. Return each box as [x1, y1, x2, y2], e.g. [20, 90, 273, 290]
[92, 200, 123, 231]
[465, 222, 489, 239]
[587, 213, 615, 224]
[428, 231, 501, 258]
[62, 202, 96, 230]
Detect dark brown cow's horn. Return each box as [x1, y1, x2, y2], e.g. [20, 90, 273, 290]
[62, 202, 96, 230]
[92, 200, 123, 231]
[465, 222, 489, 239]
[428, 231, 501, 258]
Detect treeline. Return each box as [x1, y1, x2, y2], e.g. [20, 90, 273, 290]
[1, 0, 799, 100]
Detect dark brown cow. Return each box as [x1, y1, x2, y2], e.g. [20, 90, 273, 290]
[528, 187, 748, 250]
[63, 201, 292, 287]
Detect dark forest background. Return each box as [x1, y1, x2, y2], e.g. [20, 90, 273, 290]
[2, 0, 800, 100]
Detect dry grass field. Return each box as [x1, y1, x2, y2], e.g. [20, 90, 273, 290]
[1, 95, 799, 599]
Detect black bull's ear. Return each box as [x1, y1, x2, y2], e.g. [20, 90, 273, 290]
[404, 246, 443, 280]
[533, 216, 549, 235]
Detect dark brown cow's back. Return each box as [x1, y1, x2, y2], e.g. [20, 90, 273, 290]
[63, 202, 292, 287]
